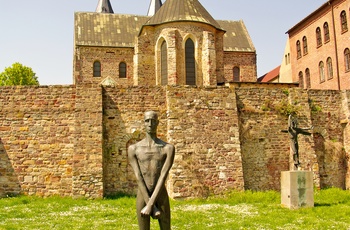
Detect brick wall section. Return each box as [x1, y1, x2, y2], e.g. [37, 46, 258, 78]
[102, 86, 167, 196]
[341, 90, 350, 188]
[73, 84, 104, 198]
[0, 86, 76, 197]
[74, 46, 134, 86]
[308, 90, 347, 188]
[166, 86, 244, 198]
[236, 87, 291, 190]
[1, 84, 350, 198]
[224, 52, 257, 82]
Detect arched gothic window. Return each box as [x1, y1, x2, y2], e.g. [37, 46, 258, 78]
[326, 57, 333, 79]
[319, 61, 325, 82]
[341, 10, 348, 32]
[316, 27, 322, 47]
[296, 41, 301, 59]
[233, 67, 240, 82]
[119, 62, 127, 78]
[93, 61, 101, 77]
[302, 36, 308, 55]
[161, 40, 168, 85]
[185, 38, 196, 85]
[324, 22, 330, 42]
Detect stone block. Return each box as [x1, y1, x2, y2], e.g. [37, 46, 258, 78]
[281, 171, 314, 209]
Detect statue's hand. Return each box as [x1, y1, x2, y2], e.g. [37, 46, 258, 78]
[141, 205, 153, 217]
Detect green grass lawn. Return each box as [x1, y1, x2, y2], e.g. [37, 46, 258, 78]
[0, 188, 350, 230]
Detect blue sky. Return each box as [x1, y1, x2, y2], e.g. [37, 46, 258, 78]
[0, 0, 325, 85]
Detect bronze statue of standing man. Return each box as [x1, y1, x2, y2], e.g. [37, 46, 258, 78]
[128, 111, 175, 230]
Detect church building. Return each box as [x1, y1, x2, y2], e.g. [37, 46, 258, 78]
[73, 0, 257, 87]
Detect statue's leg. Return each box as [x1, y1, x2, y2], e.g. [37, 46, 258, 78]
[136, 190, 150, 230]
[157, 189, 171, 230]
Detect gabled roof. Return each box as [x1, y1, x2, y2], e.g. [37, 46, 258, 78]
[147, 0, 163, 16]
[95, 0, 114, 13]
[74, 12, 255, 52]
[258, 66, 280, 83]
[145, 0, 224, 31]
[218, 20, 255, 52]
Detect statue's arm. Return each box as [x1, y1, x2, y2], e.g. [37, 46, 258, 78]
[141, 144, 175, 215]
[127, 145, 151, 204]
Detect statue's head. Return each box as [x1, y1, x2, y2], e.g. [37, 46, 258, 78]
[144, 111, 159, 134]
[288, 114, 298, 128]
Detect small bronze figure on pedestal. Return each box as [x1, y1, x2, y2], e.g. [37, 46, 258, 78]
[282, 115, 313, 170]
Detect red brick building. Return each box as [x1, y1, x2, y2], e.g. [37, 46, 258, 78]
[284, 0, 350, 90]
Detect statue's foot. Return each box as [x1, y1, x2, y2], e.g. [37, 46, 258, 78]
[152, 206, 161, 219]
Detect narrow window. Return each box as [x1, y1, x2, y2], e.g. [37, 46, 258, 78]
[324, 22, 330, 42]
[305, 68, 311, 89]
[119, 62, 127, 78]
[233, 67, 240, 82]
[288, 53, 290, 64]
[302, 36, 308, 55]
[326, 57, 333, 79]
[298, 71, 304, 88]
[161, 41, 168, 85]
[185, 38, 196, 85]
[345, 48, 350, 72]
[319, 61, 325, 82]
[285, 55, 288, 65]
[316, 27, 322, 47]
[93, 61, 101, 77]
[341, 11, 348, 32]
[296, 41, 301, 59]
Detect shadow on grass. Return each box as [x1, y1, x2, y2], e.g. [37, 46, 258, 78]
[314, 203, 331, 207]
[104, 192, 136, 200]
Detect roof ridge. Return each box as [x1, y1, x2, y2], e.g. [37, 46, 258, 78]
[144, 0, 224, 30]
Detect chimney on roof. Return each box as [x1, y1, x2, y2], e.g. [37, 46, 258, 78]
[96, 0, 114, 13]
[147, 0, 162, 16]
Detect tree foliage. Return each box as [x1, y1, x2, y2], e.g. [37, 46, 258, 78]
[0, 62, 39, 86]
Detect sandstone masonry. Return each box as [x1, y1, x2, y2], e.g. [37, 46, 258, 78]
[1, 83, 349, 198]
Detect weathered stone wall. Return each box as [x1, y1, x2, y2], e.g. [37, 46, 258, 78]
[102, 86, 167, 196]
[73, 84, 104, 198]
[166, 86, 244, 198]
[235, 85, 315, 190]
[1, 84, 349, 198]
[308, 90, 347, 189]
[0, 86, 76, 197]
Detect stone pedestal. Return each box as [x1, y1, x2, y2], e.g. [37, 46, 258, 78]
[281, 171, 314, 209]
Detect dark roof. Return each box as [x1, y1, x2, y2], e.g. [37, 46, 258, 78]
[74, 12, 255, 52]
[74, 13, 149, 47]
[218, 20, 255, 52]
[258, 66, 280, 82]
[145, 0, 224, 31]
[95, 0, 114, 13]
[147, 0, 163, 16]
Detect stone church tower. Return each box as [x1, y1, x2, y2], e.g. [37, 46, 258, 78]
[73, 0, 257, 86]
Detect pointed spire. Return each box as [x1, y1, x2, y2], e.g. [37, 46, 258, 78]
[96, 0, 114, 14]
[147, 0, 162, 16]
